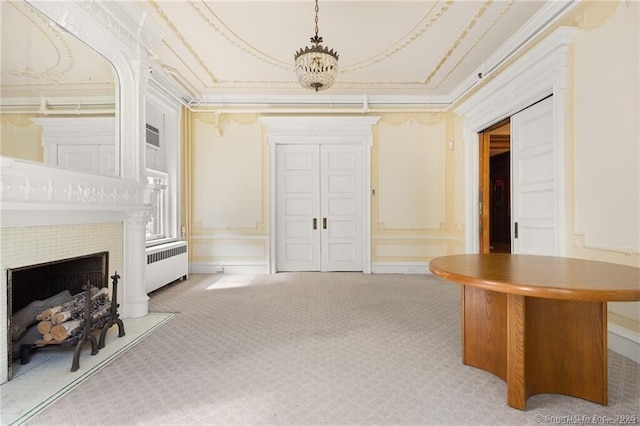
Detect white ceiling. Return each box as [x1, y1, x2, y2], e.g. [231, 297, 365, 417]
[1, 0, 577, 108]
[0, 0, 115, 109]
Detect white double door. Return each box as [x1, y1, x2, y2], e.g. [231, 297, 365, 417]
[276, 144, 363, 272]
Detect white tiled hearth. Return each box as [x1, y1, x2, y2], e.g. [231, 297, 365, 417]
[1, 312, 174, 425]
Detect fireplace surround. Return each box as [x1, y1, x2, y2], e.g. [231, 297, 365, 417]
[1, 221, 126, 384]
[0, 153, 155, 384]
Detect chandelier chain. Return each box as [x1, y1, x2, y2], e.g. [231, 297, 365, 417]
[314, 0, 319, 41]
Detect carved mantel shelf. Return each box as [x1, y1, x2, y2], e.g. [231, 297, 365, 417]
[0, 156, 151, 228]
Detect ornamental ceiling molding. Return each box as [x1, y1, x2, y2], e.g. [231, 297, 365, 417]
[5, 1, 74, 83]
[148, 0, 219, 84]
[431, 0, 514, 89]
[134, 0, 578, 106]
[426, 0, 516, 88]
[423, 0, 492, 85]
[189, 0, 455, 77]
[152, 0, 509, 92]
[160, 41, 209, 89]
[26, 0, 135, 72]
[190, 0, 291, 71]
[147, 0, 456, 90]
[339, 1, 452, 74]
[74, 1, 155, 59]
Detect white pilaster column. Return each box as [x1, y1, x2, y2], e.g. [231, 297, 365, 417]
[123, 210, 151, 318]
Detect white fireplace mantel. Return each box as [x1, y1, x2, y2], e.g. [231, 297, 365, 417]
[0, 155, 155, 317]
[0, 156, 150, 227]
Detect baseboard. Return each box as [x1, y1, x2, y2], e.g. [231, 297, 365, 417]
[192, 262, 433, 275]
[371, 262, 432, 274]
[608, 323, 640, 363]
[190, 262, 269, 274]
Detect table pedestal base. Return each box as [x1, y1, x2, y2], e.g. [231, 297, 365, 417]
[462, 287, 608, 410]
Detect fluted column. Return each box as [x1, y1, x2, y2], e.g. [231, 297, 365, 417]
[123, 210, 151, 318]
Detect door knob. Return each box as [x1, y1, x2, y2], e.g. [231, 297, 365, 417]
[313, 218, 317, 230]
[323, 218, 327, 229]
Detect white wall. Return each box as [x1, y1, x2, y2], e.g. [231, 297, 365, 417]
[568, 1, 640, 345]
[190, 113, 268, 273]
[188, 112, 466, 274]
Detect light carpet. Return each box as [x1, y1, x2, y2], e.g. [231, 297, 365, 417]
[1, 312, 174, 425]
[19, 273, 640, 425]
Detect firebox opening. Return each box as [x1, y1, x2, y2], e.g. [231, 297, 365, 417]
[7, 251, 109, 380]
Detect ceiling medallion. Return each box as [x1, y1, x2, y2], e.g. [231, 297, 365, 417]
[294, 0, 339, 92]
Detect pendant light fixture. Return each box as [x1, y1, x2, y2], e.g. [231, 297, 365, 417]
[294, 0, 339, 92]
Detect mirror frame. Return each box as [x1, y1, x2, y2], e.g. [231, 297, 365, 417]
[26, 0, 150, 180]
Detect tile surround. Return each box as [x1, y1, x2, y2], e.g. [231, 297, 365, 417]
[1, 222, 123, 384]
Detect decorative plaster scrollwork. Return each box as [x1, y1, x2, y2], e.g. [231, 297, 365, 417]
[379, 113, 446, 126]
[148, 0, 219, 84]
[27, 1, 133, 64]
[43, 180, 55, 201]
[126, 209, 152, 227]
[79, 182, 98, 204]
[422, 0, 494, 86]
[342, 1, 454, 74]
[20, 178, 36, 201]
[7, 2, 74, 83]
[0, 181, 11, 198]
[1, 157, 148, 209]
[570, 0, 619, 32]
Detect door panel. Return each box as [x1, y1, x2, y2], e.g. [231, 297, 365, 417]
[321, 145, 363, 271]
[57, 145, 100, 173]
[277, 145, 320, 271]
[511, 96, 557, 255]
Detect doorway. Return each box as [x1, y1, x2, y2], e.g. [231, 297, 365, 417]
[478, 119, 511, 254]
[459, 27, 572, 256]
[262, 116, 378, 274]
[276, 144, 363, 272]
[478, 96, 558, 256]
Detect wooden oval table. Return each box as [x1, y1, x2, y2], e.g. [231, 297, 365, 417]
[429, 254, 640, 410]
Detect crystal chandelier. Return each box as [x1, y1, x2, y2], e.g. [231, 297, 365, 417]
[294, 0, 339, 92]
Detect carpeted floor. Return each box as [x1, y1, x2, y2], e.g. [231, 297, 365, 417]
[25, 273, 640, 425]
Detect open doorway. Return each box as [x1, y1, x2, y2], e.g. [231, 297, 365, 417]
[478, 119, 511, 254]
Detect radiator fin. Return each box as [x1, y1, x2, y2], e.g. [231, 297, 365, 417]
[147, 244, 187, 265]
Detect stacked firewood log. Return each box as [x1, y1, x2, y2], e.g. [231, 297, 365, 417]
[33, 287, 112, 345]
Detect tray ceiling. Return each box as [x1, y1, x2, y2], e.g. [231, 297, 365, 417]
[1, 1, 577, 107]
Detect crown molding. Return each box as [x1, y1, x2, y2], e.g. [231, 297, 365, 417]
[447, 0, 578, 107]
[192, 94, 451, 113]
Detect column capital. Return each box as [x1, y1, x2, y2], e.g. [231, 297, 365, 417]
[126, 209, 152, 227]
